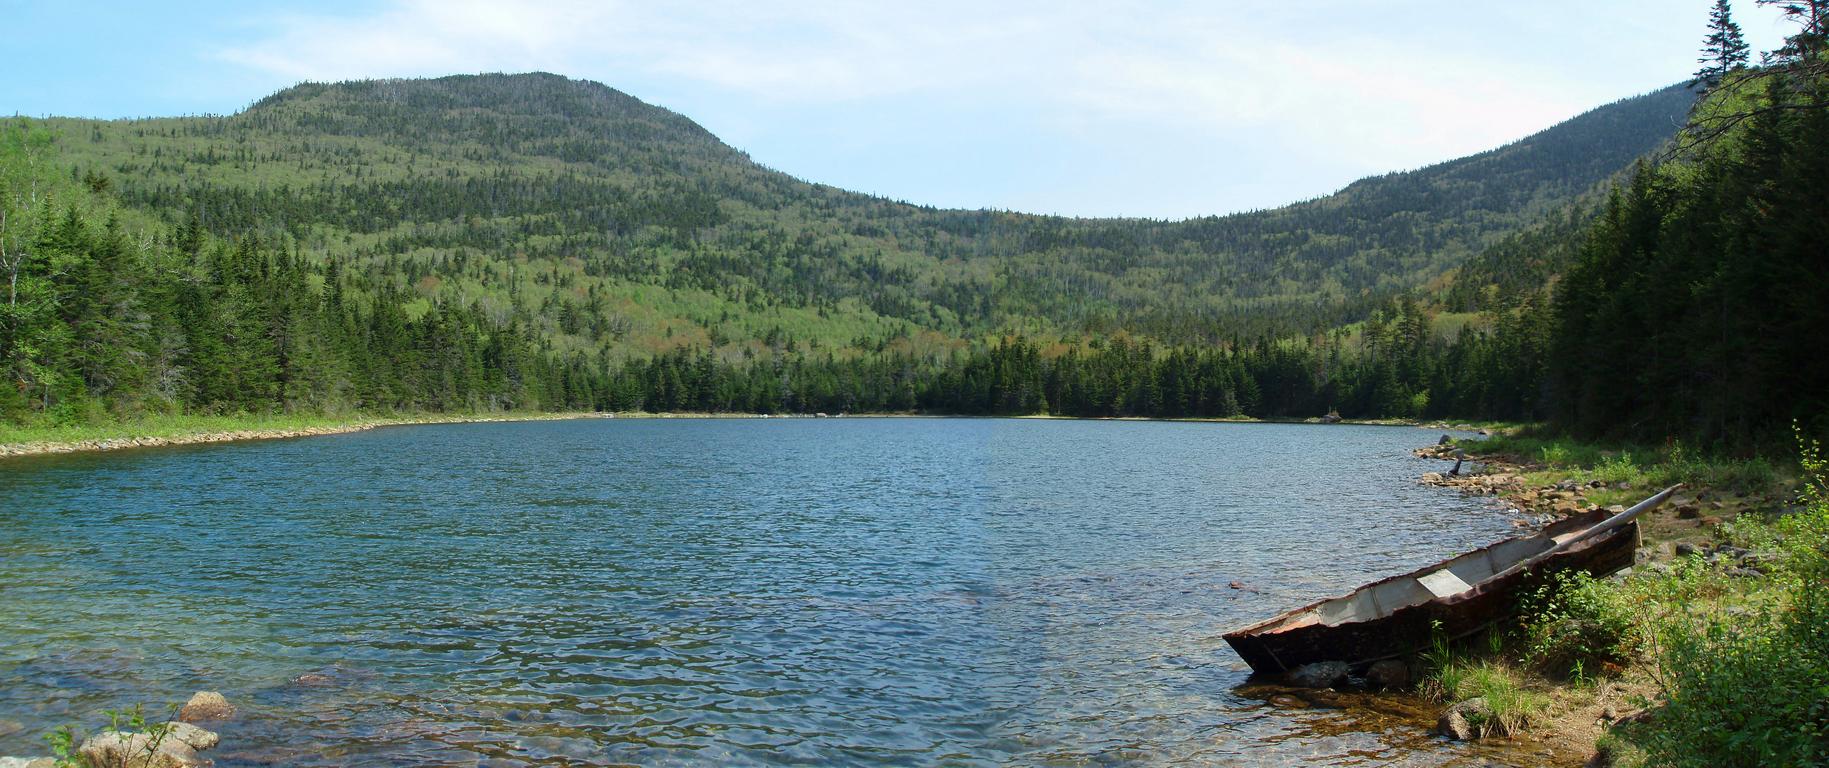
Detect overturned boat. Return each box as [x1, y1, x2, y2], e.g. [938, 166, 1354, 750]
[1223, 485, 1680, 676]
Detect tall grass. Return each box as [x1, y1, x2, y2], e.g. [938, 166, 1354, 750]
[1421, 625, 1548, 738]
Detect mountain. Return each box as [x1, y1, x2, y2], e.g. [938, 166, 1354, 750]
[40, 72, 1696, 357]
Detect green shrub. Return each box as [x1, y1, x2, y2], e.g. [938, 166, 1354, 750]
[1520, 570, 1638, 680]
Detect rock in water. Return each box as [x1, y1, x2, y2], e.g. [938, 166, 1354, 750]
[161, 722, 219, 751]
[77, 732, 210, 768]
[1284, 661, 1349, 688]
[179, 691, 235, 722]
[1437, 697, 1494, 740]
[1365, 659, 1411, 689]
[0, 758, 57, 768]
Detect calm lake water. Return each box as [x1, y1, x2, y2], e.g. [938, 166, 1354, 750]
[1, 418, 1548, 766]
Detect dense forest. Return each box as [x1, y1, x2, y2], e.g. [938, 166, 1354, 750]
[1, 3, 1823, 451]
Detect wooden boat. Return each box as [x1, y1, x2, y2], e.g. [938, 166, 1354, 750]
[1223, 485, 1679, 676]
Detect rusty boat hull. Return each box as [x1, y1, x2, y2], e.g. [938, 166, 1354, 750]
[1222, 488, 1676, 676]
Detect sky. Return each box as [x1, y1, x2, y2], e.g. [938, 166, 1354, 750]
[0, 1, 1796, 219]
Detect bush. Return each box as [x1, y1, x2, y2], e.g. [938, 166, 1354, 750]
[1520, 570, 1638, 680]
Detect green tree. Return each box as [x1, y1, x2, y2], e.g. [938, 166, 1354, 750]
[1695, 0, 1752, 88]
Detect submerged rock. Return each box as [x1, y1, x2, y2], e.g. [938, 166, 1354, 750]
[1365, 659, 1411, 689]
[290, 673, 335, 687]
[179, 691, 234, 722]
[1437, 697, 1494, 740]
[1285, 661, 1349, 689]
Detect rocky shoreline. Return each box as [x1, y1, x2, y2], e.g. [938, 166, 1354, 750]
[1402, 434, 1787, 764]
[1411, 439, 1763, 553]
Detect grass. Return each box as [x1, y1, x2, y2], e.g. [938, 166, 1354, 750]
[1460, 429, 1789, 496]
[1421, 626, 1549, 738]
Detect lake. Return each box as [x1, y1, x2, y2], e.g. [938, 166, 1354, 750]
[0, 418, 1538, 766]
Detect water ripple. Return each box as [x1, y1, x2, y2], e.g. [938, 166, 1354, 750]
[1, 419, 1535, 766]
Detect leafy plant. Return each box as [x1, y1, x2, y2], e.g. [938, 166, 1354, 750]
[1519, 570, 1638, 679]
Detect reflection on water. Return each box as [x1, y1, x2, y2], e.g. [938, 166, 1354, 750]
[2, 419, 1553, 765]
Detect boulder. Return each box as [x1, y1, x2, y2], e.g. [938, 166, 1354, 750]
[1674, 542, 1700, 558]
[1365, 659, 1411, 689]
[77, 731, 209, 768]
[1437, 697, 1494, 741]
[178, 692, 234, 723]
[0, 758, 57, 768]
[160, 723, 218, 752]
[1675, 504, 1700, 520]
[1284, 661, 1349, 689]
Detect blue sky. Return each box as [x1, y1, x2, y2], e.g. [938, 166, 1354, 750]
[0, 1, 1794, 218]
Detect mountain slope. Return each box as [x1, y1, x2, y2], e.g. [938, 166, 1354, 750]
[43, 73, 1694, 356]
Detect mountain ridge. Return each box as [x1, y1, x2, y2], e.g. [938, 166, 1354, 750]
[35, 72, 1695, 354]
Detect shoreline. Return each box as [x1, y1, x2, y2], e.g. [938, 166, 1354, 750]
[0, 411, 1496, 461]
[0, 412, 611, 460]
[1407, 431, 1791, 766]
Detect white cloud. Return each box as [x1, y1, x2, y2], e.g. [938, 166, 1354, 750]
[212, 0, 1796, 215]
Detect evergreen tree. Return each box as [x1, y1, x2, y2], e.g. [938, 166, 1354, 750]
[1695, 0, 1752, 89]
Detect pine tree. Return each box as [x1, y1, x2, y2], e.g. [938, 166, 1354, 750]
[1696, 0, 1753, 89]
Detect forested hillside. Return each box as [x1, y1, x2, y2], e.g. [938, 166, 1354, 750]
[36, 73, 1691, 353]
